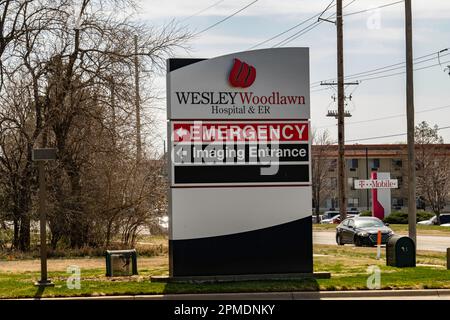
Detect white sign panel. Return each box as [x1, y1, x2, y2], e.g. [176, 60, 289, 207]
[168, 48, 310, 120]
[354, 179, 398, 189]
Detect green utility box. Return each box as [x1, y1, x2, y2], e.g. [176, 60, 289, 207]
[105, 249, 138, 277]
[386, 235, 416, 268]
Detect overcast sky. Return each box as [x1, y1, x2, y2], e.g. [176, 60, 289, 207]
[136, 0, 450, 152]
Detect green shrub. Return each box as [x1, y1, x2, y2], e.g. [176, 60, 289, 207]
[359, 211, 372, 217]
[383, 210, 435, 224]
[383, 211, 408, 224]
[417, 210, 435, 221]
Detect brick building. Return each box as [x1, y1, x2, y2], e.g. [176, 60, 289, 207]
[312, 144, 450, 212]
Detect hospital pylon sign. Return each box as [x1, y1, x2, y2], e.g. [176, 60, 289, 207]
[354, 172, 398, 219]
[166, 48, 313, 278]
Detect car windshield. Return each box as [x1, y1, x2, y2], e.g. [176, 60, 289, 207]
[354, 219, 384, 228]
[440, 215, 450, 224]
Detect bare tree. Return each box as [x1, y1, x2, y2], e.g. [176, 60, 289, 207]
[415, 121, 450, 224]
[311, 130, 335, 222]
[0, 0, 190, 250]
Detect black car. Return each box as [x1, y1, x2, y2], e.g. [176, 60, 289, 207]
[336, 217, 394, 246]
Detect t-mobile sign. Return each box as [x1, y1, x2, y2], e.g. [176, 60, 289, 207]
[167, 48, 312, 278]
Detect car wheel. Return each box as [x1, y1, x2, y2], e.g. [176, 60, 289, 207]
[336, 234, 344, 246]
[354, 236, 362, 247]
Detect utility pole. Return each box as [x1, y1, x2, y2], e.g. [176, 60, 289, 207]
[336, 0, 346, 221]
[405, 0, 416, 245]
[134, 34, 142, 163]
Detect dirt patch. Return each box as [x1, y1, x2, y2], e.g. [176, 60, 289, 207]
[0, 256, 168, 273]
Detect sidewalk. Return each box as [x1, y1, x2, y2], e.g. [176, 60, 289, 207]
[17, 289, 450, 300]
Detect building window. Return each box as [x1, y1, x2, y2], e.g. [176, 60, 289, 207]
[347, 159, 358, 171]
[329, 159, 337, 172]
[329, 177, 337, 188]
[392, 159, 402, 169]
[348, 198, 359, 207]
[348, 177, 358, 190]
[326, 198, 338, 210]
[396, 176, 403, 188]
[370, 158, 380, 170]
[393, 198, 404, 209]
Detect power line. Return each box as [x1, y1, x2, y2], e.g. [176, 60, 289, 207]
[320, 0, 336, 19]
[248, 0, 347, 50]
[180, 0, 226, 23]
[311, 56, 450, 92]
[316, 104, 450, 129]
[275, 0, 403, 48]
[271, 2, 339, 48]
[194, 0, 259, 36]
[249, 0, 402, 50]
[344, 0, 404, 17]
[344, 125, 450, 143]
[357, 59, 450, 82]
[247, 11, 325, 50]
[273, 17, 328, 48]
[311, 50, 449, 87]
[274, 0, 358, 48]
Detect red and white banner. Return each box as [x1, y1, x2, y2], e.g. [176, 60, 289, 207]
[172, 121, 309, 143]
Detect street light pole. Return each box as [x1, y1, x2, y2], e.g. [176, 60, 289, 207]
[33, 148, 57, 287]
[405, 0, 417, 245]
[37, 161, 52, 286]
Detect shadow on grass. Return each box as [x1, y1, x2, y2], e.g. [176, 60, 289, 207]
[34, 286, 45, 300]
[160, 276, 321, 296]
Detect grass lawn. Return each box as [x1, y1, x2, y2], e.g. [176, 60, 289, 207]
[0, 244, 449, 299]
[314, 223, 450, 236]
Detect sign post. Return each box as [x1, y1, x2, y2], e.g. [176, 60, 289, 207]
[32, 148, 57, 287]
[166, 48, 314, 279]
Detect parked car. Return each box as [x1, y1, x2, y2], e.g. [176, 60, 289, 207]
[347, 209, 361, 216]
[417, 214, 450, 226]
[321, 214, 340, 224]
[321, 210, 340, 221]
[336, 216, 394, 246]
[158, 215, 169, 230]
[321, 213, 357, 224]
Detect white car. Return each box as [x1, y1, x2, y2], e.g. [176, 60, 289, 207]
[321, 213, 357, 224]
[320, 211, 340, 223]
[418, 214, 450, 225]
[320, 214, 339, 224]
[158, 216, 169, 230]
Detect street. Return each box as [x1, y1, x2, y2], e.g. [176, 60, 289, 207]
[313, 231, 450, 252]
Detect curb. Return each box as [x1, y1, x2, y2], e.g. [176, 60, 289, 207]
[13, 289, 450, 300]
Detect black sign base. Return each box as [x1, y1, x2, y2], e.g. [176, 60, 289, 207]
[169, 217, 313, 277]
